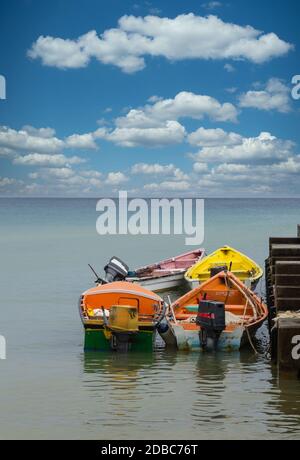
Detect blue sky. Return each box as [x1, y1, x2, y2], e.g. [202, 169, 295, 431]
[0, 0, 300, 196]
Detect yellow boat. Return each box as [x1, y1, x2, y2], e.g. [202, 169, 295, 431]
[185, 245, 263, 290]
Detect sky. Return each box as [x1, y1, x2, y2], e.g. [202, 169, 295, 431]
[0, 0, 300, 197]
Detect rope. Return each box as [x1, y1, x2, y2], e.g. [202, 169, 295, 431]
[226, 273, 258, 321]
[246, 326, 260, 356]
[241, 299, 249, 327]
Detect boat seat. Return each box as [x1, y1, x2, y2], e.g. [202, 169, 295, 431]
[176, 313, 194, 320]
[225, 304, 253, 316]
[225, 311, 252, 325]
[201, 289, 238, 295]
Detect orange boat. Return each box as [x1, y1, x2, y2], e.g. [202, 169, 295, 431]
[79, 281, 166, 352]
[158, 271, 268, 352]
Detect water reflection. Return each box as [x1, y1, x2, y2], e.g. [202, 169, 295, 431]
[191, 353, 230, 426]
[266, 368, 300, 437]
[80, 350, 300, 440]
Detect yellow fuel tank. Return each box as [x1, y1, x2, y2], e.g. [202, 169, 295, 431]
[108, 305, 139, 333]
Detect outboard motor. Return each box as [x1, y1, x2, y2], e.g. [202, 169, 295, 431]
[196, 300, 226, 351]
[210, 265, 228, 278]
[104, 257, 129, 283]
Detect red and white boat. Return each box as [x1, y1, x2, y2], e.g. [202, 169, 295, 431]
[127, 248, 206, 292]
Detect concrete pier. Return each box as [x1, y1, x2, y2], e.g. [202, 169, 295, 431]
[266, 228, 300, 377]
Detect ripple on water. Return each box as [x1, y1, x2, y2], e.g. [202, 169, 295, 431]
[79, 349, 300, 439]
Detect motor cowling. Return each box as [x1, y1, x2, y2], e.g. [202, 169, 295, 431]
[104, 257, 129, 283]
[196, 300, 226, 350]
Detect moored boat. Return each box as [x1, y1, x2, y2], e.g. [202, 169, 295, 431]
[127, 248, 205, 292]
[158, 270, 268, 352]
[185, 245, 263, 290]
[79, 281, 166, 352]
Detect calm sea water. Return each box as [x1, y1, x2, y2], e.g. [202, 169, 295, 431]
[0, 198, 300, 440]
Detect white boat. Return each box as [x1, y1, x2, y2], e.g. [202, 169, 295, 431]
[127, 248, 205, 292]
[158, 270, 268, 352]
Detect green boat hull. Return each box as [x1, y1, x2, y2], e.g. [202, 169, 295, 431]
[84, 328, 155, 352]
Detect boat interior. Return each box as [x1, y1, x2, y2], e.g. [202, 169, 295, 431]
[135, 250, 204, 276]
[173, 273, 266, 327]
[186, 246, 262, 282]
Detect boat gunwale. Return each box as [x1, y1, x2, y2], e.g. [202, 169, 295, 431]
[135, 248, 206, 274]
[128, 270, 185, 283]
[82, 287, 163, 302]
[185, 245, 263, 283]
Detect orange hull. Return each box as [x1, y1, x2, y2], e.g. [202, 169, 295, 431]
[79, 281, 164, 328]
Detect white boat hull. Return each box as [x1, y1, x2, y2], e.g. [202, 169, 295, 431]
[128, 272, 186, 292]
[161, 323, 245, 352]
[184, 276, 200, 290]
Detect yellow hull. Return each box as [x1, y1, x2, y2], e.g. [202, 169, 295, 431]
[185, 245, 263, 287]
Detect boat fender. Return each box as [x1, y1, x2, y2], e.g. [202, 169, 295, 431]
[157, 320, 177, 346]
[157, 319, 169, 334]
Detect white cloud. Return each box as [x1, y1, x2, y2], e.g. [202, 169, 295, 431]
[224, 63, 235, 72]
[43, 167, 75, 179]
[193, 162, 209, 173]
[214, 163, 250, 174]
[147, 95, 163, 103]
[105, 172, 128, 185]
[188, 127, 242, 147]
[0, 126, 64, 154]
[192, 131, 295, 162]
[239, 78, 291, 113]
[28, 167, 105, 193]
[81, 170, 102, 178]
[28, 35, 91, 69]
[13, 153, 85, 167]
[0, 125, 99, 159]
[22, 125, 56, 138]
[226, 87, 238, 94]
[271, 156, 300, 173]
[115, 91, 238, 127]
[66, 133, 98, 149]
[28, 14, 293, 73]
[98, 121, 186, 147]
[202, 1, 222, 10]
[144, 180, 190, 191]
[0, 177, 18, 187]
[190, 153, 300, 196]
[131, 162, 188, 180]
[0, 147, 15, 157]
[131, 163, 175, 175]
